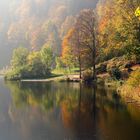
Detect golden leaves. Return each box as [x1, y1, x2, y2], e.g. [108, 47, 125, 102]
[135, 7, 140, 17]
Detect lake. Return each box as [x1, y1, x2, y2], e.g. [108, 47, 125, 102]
[0, 78, 140, 140]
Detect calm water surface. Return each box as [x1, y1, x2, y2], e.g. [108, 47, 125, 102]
[0, 77, 140, 140]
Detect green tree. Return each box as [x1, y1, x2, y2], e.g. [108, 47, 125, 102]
[40, 44, 53, 70]
[55, 57, 64, 69]
[27, 51, 49, 78]
[11, 46, 29, 68]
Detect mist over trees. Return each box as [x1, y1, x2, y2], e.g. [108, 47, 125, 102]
[0, 0, 140, 83]
[0, 0, 98, 68]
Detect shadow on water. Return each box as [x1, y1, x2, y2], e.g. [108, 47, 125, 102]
[2, 81, 140, 140]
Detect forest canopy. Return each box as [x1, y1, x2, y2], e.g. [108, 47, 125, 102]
[0, 0, 98, 68]
[1, 0, 140, 81]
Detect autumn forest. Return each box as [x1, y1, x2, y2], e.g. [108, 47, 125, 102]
[0, 0, 140, 140]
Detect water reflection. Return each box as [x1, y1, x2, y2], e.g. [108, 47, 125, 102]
[0, 81, 140, 140]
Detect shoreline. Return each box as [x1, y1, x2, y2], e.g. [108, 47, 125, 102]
[20, 74, 80, 82]
[6, 75, 140, 106]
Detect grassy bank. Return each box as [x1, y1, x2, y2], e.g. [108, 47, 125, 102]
[118, 69, 140, 104]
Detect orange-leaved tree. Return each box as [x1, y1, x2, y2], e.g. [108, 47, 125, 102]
[61, 28, 77, 70]
[75, 9, 97, 80]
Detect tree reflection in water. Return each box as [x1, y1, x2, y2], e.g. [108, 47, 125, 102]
[4, 81, 140, 140]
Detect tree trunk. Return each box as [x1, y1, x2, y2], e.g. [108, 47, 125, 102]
[92, 53, 96, 81]
[93, 64, 96, 80]
[92, 27, 96, 81]
[92, 41, 96, 81]
[79, 55, 82, 79]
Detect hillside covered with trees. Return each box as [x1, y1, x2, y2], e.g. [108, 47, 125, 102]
[3, 0, 140, 101]
[0, 0, 98, 68]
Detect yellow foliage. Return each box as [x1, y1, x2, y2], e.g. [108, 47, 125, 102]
[126, 69, 140, 88]
[135, 7, 140, 17]
[27, 51, 40, 65]
[120, 70, 140, 100]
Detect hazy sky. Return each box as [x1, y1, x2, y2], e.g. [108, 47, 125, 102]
[0, 0, 11, 9]
[0, 0, 12, 18]
[0, 0, 20, 15]
[0, 1, 9, 11]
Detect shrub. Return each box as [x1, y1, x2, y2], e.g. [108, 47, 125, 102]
[5, 64, 51, 80]
[126, 69, 140, 88]
[82, 69, 93, 83]
[119, 69, 140, 100]
[121, 70, 129, 80]
[96, 63, 107, 74]
[5, 67, 23, 80]
[108, 67, 121, 80]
